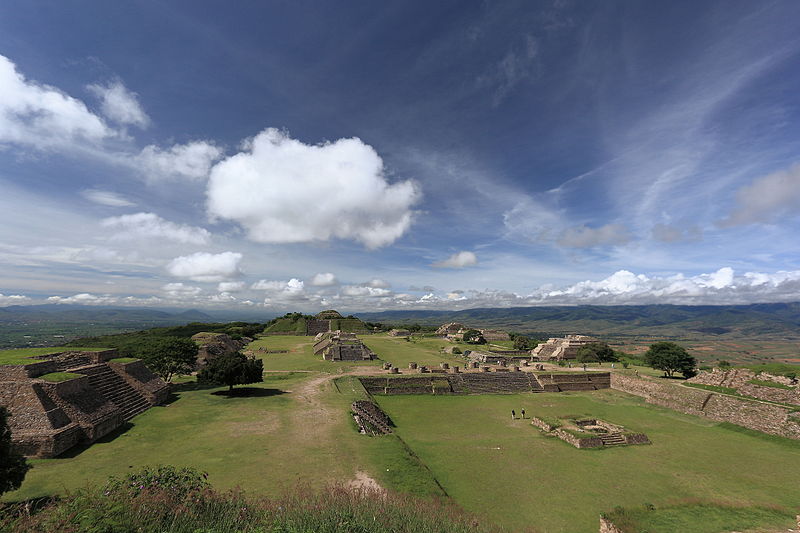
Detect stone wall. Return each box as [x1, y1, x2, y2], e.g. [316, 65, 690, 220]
[611, 373, 800, 440]
[40, 377, 122, 442]
[1, 350, 169, 457]
[109, 360, 169, 404]
[689, 368, 800, 406]
[360, 372, 609, 396]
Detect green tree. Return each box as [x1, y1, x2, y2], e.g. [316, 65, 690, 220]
[198, 352, 263, 392]
[462, 329, 486, 344]
[644, 342, 697, 378]
[576, 342, 618, 363]
[0, 407, 30, 496]
[138, 337, 199, 383]
[717, 360, 732, 369]
[513, 335, 536, 351]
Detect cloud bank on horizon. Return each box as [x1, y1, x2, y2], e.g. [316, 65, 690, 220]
[1, 1, 800, 313]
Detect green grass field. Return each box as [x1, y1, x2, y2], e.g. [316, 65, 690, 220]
[7, 371, 439, 503]
[374, 391, 800, 533]
[6, 334, 799, 532]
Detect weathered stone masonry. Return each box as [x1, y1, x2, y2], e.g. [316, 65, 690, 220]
[611, 373, 800, 440]
[0, 350, 169, 457]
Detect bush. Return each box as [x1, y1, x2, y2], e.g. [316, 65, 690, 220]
[0, 407, 29, 496]
[104, 465, 209, 500]
[452, 347, 462, 354]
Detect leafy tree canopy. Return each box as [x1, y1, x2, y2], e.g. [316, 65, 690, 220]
[462, 329, 486, 345]
[644, 341, 697, 378]
[513, 335, 536, 351]
[0, 407, 30, 496]
[198, 352, 263, 391]
[139, 337, 198, 383]
[576, 342, 618, 363]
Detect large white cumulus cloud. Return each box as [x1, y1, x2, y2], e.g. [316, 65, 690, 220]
[206, 129, 419, 248]
[0, 55, 114, 149]
[166, 251, 242, 282]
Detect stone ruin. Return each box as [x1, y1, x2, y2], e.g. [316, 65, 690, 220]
[388, 328, 411, 337]
[0, 349, 168, 458]
[479, 329, 510, 341]
[530, 415, 650, 449]
[191, 332, 250, 366]
[531, 334, 598, 360]
[435, 322, 467, 336]
[313, 331, 376, 361]
[466, 350, 531, 366]
[351, 400, 392, 435]
[436, 322, 510, 342]
[360, 372, 611, 395]
[688, 368, 799, 406]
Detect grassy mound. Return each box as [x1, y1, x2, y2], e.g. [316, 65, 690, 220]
[263, 315, 309, 335]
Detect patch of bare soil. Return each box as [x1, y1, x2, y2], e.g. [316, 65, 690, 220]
[347, 470, 384, 492]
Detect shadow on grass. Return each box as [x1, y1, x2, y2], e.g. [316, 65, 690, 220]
[211, 387, 286, 398]
[55, 422, 135, 458]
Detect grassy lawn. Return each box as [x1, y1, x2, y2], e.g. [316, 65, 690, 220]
[374, 390, 800, 533]
[361, 334, 472, 369]
[0, 347, 108, 365]
[5, 371, 438, 503]
[6, 334, 799, 533]
[246, 335, 381, 373]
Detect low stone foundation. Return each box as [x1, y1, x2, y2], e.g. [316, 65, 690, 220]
[531, 415, 650, 449]
[359, 372, 610, 396]
[612, 373, 800, 440]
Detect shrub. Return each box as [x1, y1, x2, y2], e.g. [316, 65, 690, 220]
[0, 407, 29, 496]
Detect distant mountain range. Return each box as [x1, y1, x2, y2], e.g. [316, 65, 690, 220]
[0, 305, 216, 323]
[0, 305, 270, 349]
[358, 303, 800, 338]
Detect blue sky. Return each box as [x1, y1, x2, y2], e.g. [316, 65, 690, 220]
[2, 0, 800, 312]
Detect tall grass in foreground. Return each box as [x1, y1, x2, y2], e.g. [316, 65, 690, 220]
[1, 466, 508, 533]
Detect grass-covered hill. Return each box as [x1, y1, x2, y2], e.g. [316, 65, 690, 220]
[60, 322, 265, 358]
[262, 313, 312, 334]
[359, 303, 800, 338]
[262, 313, 372, 335]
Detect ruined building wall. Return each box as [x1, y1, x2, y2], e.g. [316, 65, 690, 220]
[611, 373, 800, 440]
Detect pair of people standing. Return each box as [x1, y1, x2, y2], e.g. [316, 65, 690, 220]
[511, 408, 525, 420]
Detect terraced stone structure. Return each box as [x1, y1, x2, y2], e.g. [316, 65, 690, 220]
[351, 400, 392, 435]
[531, 334, 598, 361]
[313, 331, 376, 361]
[0, 349, 168, 457]
[359, 372, 610, 395]
[530, 415, 650, 449]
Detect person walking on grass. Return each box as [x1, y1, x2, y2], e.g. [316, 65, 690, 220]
[511, 409, 516, 420]
[521, 408, 526, 419]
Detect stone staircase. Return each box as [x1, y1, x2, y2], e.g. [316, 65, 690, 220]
[306, 319, 330, 336]
[75, 365, 151, 420]
[599, 433, 626, 446]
